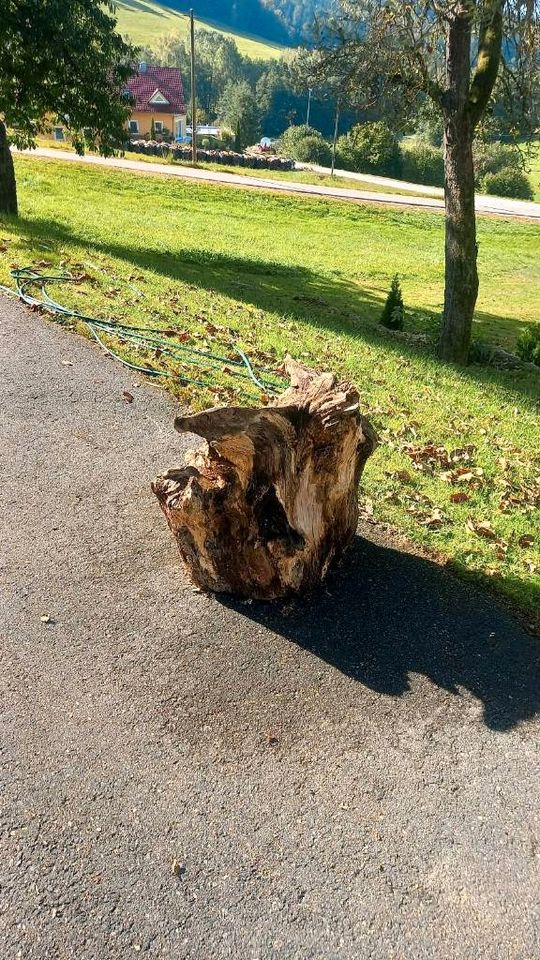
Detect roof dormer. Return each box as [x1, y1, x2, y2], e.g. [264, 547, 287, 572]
[148, 89, 169, 105]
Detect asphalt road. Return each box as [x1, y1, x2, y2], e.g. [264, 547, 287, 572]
[22, 147, 540, 220]
[1, 298, 539, 959]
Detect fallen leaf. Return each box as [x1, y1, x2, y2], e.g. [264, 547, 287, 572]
[449, 445, 476, 463]
[450, 492, 470, 504]
[420, 507, 447, 529]
[466, 518, 498, 540]
[518, 534, 535, 548]
[61, 359, 73, 366]
[122, 391, 134, 403]
[495, 541, 509, 561]
[40, 614, 52, 624]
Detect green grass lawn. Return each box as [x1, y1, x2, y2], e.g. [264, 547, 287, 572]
[114, 0, 286, 59]
[2, 154, 539, 620]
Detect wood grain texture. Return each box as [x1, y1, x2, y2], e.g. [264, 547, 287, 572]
[152, 357, 376, 598]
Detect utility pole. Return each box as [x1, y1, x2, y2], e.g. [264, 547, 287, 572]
[331, 98, 340, 176]
[190, 9, 197, 165]
[305, 87, 312, 128]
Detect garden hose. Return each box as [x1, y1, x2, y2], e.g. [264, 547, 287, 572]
[0, 267, 286, 399]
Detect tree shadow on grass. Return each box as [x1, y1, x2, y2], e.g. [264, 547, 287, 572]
[220, 532, 540, 732]
[11, 215, 540, 406]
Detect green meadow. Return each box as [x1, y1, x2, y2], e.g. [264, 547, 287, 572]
[114, 0, 286, 59]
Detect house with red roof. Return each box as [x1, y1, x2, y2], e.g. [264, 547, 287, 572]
[126, 62, 187, 141]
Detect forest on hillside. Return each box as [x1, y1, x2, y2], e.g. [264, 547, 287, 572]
[168, 0, 325, 43]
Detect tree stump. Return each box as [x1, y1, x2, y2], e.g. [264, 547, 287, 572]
[152, 357, 376, 599]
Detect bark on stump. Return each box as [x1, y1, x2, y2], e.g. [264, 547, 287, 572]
[152, 357, 376, 599]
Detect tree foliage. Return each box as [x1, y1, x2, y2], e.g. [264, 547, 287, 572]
[218, 80, 261, 149]
[0, 0, 134, 154]
[311, 1, 539, 130]
[162, 0, 327, 43]
[141, 29, 348, 137]
[336, 121, 401, 175]
[309, 1, 539, 363]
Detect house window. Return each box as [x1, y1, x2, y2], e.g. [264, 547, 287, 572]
[154, 121, 163, 134]
[53, 126, 65, 142]
[128, 119, 139, 134]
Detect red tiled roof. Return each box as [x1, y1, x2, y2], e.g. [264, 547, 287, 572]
[126, 65, 186, 114]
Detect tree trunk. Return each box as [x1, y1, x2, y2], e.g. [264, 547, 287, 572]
[152, 358, 377, 599]
[0, 121, 18, 215]
[439, 7, 478, 365]
[439, 117, 478, 363]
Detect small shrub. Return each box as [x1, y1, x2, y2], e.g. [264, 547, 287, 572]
[481, 167, 534, 200]
[336, 121, 401, 177]
[279, 124, 331, 164]
[401, 142, 444, 187]
[516, 325, 540, 366]
[473, 141, 519, 181]
[380, 275, 404, 331]
[293, 134, 332, 165]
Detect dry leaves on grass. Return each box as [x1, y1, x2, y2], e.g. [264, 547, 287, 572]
[401, 442, 477, 476]
[466, 518, 509, 561]
[440, 466, 484, 487]
[418, 508, 447, 530]
[404, 491, 451, 531]
[385, 468, 413, 483]
[466, 518, 497, 539]
[498, 474, 540, 514]
[450, 491, 470, 504]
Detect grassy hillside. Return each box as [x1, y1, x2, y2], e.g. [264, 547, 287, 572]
[114, 0, 286, 59]
[1, 154, 539, 619]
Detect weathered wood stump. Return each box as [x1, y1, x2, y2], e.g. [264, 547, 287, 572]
[152, 357, 376, 598]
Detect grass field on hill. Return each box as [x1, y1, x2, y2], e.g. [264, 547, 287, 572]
[114, 0, 286, 59]
[1, 155, 539, 619]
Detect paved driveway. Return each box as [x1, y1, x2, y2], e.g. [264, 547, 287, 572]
[1, 299, 539, 959]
